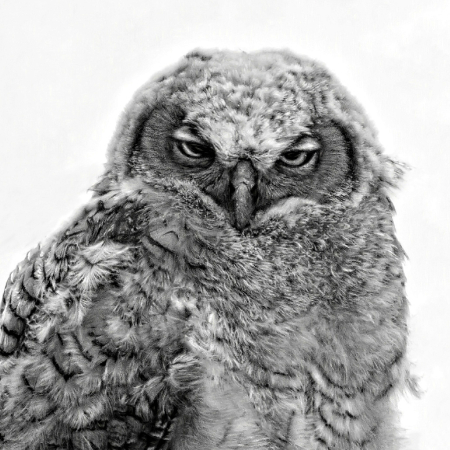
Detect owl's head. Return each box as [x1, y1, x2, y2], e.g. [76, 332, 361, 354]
[100, 50, 403, 230]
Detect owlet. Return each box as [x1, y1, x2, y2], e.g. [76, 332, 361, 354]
[0, 49, 414, 450]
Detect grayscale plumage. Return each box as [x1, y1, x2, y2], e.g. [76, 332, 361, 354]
[0, 49, 415, 450]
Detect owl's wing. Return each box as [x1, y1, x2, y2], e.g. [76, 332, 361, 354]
[0, 186, 196, 450]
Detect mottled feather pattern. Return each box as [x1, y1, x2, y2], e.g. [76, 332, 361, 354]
[1, 50, 414, 449]
[0, 185, 200, 450]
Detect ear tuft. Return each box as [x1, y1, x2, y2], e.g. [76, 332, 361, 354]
[185, 49, 214, 61]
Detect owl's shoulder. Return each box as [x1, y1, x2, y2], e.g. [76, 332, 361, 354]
[0, 185, 157, 358]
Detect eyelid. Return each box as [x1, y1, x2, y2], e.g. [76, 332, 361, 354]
[173, 127, 204, 144]
[178, 141, 208, 158]
[290, 136, 321, 152]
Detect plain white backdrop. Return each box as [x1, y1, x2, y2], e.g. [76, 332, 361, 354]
[1, 1, 449, 448]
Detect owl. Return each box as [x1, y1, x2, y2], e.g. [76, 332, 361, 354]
[0, 49, 414, 450]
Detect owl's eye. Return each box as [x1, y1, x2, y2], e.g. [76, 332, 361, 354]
[177, 141, 213, 159]
[171, 139, 215, 168]
[172, 127, 215, 167]
[279, 136, 320, 167]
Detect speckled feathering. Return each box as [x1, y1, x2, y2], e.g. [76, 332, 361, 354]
[0, 50, 414, 450]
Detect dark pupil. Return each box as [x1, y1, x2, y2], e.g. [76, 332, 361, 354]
[190, 144, 204, 155]
[183, 142, 208, 157]
[284, 150, 303, 160]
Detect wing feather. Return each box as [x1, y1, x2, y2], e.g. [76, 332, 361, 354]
[0, 186, 190, 450]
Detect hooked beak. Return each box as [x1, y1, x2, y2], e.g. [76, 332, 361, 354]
[230, 160, 257, 231]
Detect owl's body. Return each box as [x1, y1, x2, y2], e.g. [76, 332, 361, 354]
[0, 50, 412, 449]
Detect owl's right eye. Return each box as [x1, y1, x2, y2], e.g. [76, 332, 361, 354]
[172, 127, 215, 167]
[171, 139, 215, 168]
[177, 141, 213, 159]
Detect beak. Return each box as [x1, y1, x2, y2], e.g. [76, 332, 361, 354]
[230, 160, 256, 231]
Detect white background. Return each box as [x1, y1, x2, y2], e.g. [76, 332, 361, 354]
[1, 1, 448, 448]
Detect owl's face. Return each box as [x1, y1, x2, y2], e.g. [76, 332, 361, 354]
[109, 50, 399, 230]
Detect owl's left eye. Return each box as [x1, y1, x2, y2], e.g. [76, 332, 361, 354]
[279, 136, 320, 167]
